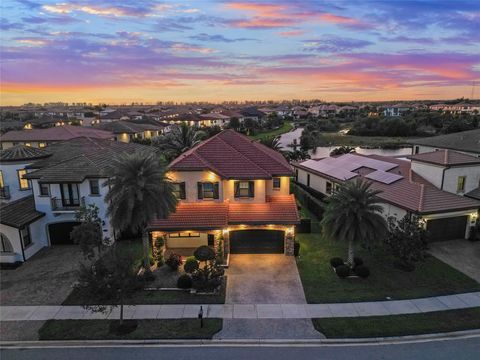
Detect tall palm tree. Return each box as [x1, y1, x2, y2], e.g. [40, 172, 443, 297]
[154, 123, 206, 160]
[259, 136, 282, 151]
[105, 151, 178, 268]
[320, 178, 387, 266]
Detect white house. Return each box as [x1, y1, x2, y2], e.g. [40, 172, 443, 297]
[293, 153, 479, 242]
[0, 137, 155, 265]
[408, 129, 480, 157]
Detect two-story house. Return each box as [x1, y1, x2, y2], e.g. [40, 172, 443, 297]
[293, 153, 479, 242]
[148, 130, 299, 256]
[0, 137, 154, 265]
[408, 129, 480, 157]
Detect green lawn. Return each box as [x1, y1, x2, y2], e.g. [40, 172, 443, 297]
[250, 121, 294, 140]
[38, 319, 223, 340]
[313, 308, 480, 338]
[318, 133, 412, 147]
[63, 277, 226, 305]
[296, 232, 480, 303]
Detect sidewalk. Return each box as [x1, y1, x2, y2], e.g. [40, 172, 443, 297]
[1, 292, 479, 321]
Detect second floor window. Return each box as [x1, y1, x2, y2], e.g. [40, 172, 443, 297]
[20, 226, 32, 248]
[89, 180, 100, 195]
[39, 183, 49, 196]
[234, 181, 254, 198]
[457, 176, 466, 193]
[17, 169, 30, 190]
[197, 182, 219, 199]
[0, 170, 4, 188]
[61, 183, 80, 206]
[172, 182, 186, 199]
[326, 181, 332, 194]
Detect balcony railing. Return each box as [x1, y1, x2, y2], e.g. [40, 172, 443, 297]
[50, 196, 85, 211]
[0, 186, 10, 200]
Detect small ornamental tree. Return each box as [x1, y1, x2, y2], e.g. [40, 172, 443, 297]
[71, 204, 109, 260]
[384, 215, 429, 271]
[75, 247, 141, 330]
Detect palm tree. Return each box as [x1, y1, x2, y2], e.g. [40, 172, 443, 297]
[105, 151, 178, 268]
[259, 136, 282, 151]
[320, 178, 387, 266]
[154, 123, 206, 160]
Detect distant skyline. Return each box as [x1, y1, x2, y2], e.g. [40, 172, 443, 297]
[1, 0, 479, 105]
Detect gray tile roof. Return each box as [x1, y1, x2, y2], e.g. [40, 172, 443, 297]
[0, 145, 51, 162]
[408, 129, 480, 154]
[0, 195, 45, 228]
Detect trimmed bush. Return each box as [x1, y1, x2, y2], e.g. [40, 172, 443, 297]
[354, 265, 370, 278]
[165, 253, 182, 271]
[194, 246, 215, 262]
[330, 257, 344, 268]
[184, 256, 199, 273]
[353, 257, 364, 267]
[335, 264, 350, 278]
[177, 274, 193, 289]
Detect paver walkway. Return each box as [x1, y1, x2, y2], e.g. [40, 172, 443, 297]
[1, 292, 479, 321]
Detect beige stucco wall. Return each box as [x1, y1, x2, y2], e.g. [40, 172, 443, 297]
[410, 161, 444, 189]
[443, 165, 480, 195]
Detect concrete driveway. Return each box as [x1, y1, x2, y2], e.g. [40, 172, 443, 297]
[0, 245, 83, 306]
[429, 240, 480, 283]
[217, 254, 322, 339]
[225, 254, 307, 304]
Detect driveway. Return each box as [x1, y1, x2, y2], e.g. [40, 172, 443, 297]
[0, 246, 83, 305]
[217, 254, 322, 339]
[429, 240, 480, 283]
[225, 254, 307, 304]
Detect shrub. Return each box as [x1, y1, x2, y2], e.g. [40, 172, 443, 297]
[165, 253, 182, 271]
[149, 255, 156, 266]
[294, 241, 300, 257]
[194, 245, 215, 262]
[184, 256, 199, 273]
[354, 265, 370, 278]
[177, 274, 192, 289]
[353, 257, 363, 267]
[335, 264, 350, 278]
[142, 268, 156, 282]
[330, 257, 344, 268]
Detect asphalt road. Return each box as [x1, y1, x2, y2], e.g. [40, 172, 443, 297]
[2, 337, 480, 360]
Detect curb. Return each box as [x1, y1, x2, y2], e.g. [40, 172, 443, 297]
[1, 329, 479, 348]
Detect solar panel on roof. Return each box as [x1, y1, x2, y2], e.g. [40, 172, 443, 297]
[365, 170, 403, 184]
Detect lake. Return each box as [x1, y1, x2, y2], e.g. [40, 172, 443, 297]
[278, 127, 412, 158]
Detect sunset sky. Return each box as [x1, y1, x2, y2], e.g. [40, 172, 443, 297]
[1, 0, 479, 105]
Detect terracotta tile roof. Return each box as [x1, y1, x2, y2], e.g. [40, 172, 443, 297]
[169, 129, 292, 179]
[228, 195, 299, 225]
[294, 153, 480, 215]
[1, 125, 114, 142]
[408, 149, 480, 166]
[0, 195, 45, 228]
[0, 145, 51, 162]
[148, 195, 299, 230]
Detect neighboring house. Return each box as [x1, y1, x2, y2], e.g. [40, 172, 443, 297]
[240, 107, 266, 122]
[408, 129, 480, 157]
[0, 137, 154, 265]
[148, 130, 299, 256]
[0, 125, 114, 149]
[99, 110, 129, 123]
[0, 146, 51, 203]
[383, 104, 414, 117]
[95, 120, 167, 142]
[293, 153, 479, 242]
[430, 103, 480, 114]
[199, 113, 231, 128]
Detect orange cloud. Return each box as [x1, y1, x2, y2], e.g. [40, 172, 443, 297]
[318, 13, 363, 25]
[278, 30, 305, 37]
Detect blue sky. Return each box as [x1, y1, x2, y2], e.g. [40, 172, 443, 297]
[1, 0, 479, 104]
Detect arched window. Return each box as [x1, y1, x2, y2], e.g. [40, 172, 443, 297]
[0, 233, 13, 253]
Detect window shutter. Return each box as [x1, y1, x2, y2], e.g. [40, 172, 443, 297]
[234, 181, 240, 198]
[180, 182, 186, 199]
[213, 182, 219, 199]
[197, 182, 203, 199]
[248, 181, 255, 197]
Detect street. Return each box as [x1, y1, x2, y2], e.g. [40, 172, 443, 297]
[2, 337, 480, 360]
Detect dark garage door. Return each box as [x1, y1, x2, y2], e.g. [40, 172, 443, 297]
[426, 216, 467, 242]
[48, 222, 81, 245]
[230, 230, 284, 254]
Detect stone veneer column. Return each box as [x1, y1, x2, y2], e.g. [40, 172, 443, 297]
[284, 232, 294, 256]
